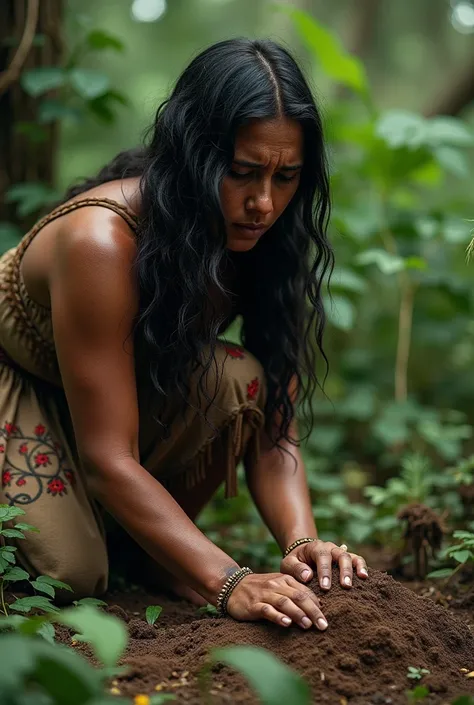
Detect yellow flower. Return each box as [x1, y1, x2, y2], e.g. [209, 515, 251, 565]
[134, 696, 150, 705]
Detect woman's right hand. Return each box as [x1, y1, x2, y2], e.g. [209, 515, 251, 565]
[226, 572, 328, 630]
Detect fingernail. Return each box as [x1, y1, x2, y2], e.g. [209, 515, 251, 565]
[301, 570, 311, 581]
[361, 568, 368, 577]
[282, 617, 292, 626]
[344, 576, 352, 586]
[322, 577, 330, 589]
[317, 618, 328, 630]
[301, 617, 312, 629]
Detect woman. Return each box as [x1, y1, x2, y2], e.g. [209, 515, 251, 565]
[0, 39, 368, 630]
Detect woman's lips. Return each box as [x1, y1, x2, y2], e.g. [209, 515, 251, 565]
[233, 223, 267, 237]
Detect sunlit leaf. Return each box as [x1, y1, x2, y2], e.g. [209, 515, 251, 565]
[86, 29, 125, 52]
[426, 568, 454, 579]
[450, 550, 471, 564]
[69, 68, 110, 99]
[325, 294, 356, 331]
[356, 249, 405, 275]
[21, 67, 66, 96]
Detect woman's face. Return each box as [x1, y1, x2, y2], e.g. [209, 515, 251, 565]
[221, 117, 304, 252]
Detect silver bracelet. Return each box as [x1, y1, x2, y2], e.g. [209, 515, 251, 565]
[216, 567, 253, 617]
[283, 537, 317, 558]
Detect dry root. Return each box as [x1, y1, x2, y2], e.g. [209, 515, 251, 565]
[397, 503, 446, 579]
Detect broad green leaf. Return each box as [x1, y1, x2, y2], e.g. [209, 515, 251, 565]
[376, 110, 426, 149]
[208, 645, 311, 705]
[2, 551, 16, 565]
[38, 100, 82, 124]
[0, 614, 28, 630]
[10, 596, 60, 614]
[427, 117, 474, 147]
[58, 605, 127, 667]
[3, 566, 30, 582]
[69, 68, 110, 99]
[325, 294, 356, 331]
[0, 528, 26, 539]
[5, 182, 59, 217]
[0, 634, 37, 689]
[146, 605, 163, 625]
[14, 523, 40, 533]
[21, 67, 66, 96]
[453, 530, 474, 540]
[331, 268, 367, 293]
[73, 597, 107, 606]
[31, 580, 55, 598]
[356, 249, 405, 275]
[277, 6, 368, 95]
[86, 29, 125, 52]
[426, 568, 454, 579]
[0, 505, 25, 521]
[434, 146, 470, 178]
[37, 621, 56, 644]
[450, 550, 471, 564]
[36, 575, 73, 592]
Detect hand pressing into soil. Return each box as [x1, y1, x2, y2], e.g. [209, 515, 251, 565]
[280, 539, 369, 591]
[225, 572, 329, 630]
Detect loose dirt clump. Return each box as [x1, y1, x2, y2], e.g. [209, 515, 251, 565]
[107, 568, 474, 704]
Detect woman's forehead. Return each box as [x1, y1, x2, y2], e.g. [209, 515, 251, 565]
[234, 118, 304, 163]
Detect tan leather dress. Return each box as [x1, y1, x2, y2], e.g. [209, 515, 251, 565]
[0, 198, 265, 596]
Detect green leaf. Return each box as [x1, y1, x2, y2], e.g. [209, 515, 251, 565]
[0, 505, 25, 521]
[1, 551, 16, 565]
[5, 182, 59, 217]
[14, 523, 40, 533]
[73, 597, 107, 606]
[404, 256, 427, 271]
[277, 6, 368, 95]
[426, 568, 454, 579]
[31, 580, 55, 598]
[21, 67, 66, 96]
[198, 604, 218, 616]
[0, 614, 28, 630]
[58, 605, 127, 667]
[452, 697, 474, 705]
[450, 550, 471, 564]
[69, 68, 110, 99]
[208, 645, 311, 705]
[434, 146, 470, 178]
[356, 249, 405, 275]
[0, 633, 37, 689]
[146, 605, 163, 626]
[10, 596, 60, 614]
[3, 566, 30, 582]
[376, 110, 426, 149]
[0, 528, 26, 539]
[36, 575, 73, 592]
[325, 294, 356, 331]
[38, 100, 82, 124]
[37, 621, 56, 644]
[331, 268, 367, 293]
[86, 29, 125, 52]
[149, 695, 177, 704]
[427, 117, 474, 147]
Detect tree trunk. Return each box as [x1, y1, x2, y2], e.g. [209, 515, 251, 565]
[424, 58, 474, 117]
[0, 0, 63, 224]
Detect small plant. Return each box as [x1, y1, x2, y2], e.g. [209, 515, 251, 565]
[0, 504, 72, 630]
[145, 605, 162, 626]
[198, 603, 218, 616]
[427, 530, 474, 581]
[406, 685, 430, 703]
[72, 597, 108, 607]
[407, 666, 430, 681]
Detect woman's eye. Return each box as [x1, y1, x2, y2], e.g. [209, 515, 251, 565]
[276, 173, 298, 183]
[230, 170, 252, 179]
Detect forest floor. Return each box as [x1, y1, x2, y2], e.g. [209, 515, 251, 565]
[67, 550, 474, 705]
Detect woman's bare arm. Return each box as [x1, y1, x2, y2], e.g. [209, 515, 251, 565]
[49, 210, 239, 602]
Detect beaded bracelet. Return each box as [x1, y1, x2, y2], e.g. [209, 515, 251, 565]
[283, 537, 317, 558]
[216, 567, 253, 616]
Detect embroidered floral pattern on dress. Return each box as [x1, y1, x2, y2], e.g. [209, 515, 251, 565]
[247, 377, 259, 400]
[224, 345, 245, 359]
[0, 422, 74, 505]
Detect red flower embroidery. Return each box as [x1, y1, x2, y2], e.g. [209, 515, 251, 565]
[19, 444, 28, 455]
[64, 470, 75, 486]
[0, 445, 4, 453]
[16, 478, 26, 487]
[47, 478, 67, 496]
[34, 453, 51, 467]
[4, 423, 17, 436]
[34, 424, 46, 437]
[247, 377, 260, 400]
[224, 346, 245, 359]
[2, 470, 12, 487]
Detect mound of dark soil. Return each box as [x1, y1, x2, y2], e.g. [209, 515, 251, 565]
[106, 568, 474, 704]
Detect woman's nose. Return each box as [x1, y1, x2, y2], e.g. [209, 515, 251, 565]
[247, 187, 273, 216]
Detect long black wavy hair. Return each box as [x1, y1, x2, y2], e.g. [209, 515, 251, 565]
[64, 38, 333, 445]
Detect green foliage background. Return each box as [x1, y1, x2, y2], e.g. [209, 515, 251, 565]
[2, 0, 474, 564]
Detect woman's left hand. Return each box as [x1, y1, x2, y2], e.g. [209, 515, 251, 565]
[280, 540, 369, 590]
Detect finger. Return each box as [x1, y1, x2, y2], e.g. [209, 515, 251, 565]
[267, 583, 328, 631]
[255, 602, 293, 628]
[335, 548, 353, 587]
[310, 543, 334, 590]
[354, 555, 369, 578]
[282, 555, 313, 583]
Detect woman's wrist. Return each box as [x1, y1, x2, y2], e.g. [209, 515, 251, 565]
[205, 562, 242, 605]
[280, 529, 318, 554]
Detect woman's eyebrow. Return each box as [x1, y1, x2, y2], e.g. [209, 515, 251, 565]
[233, 159, 303, 171]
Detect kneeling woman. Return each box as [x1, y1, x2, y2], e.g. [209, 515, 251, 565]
[0, 38, 368, 630]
